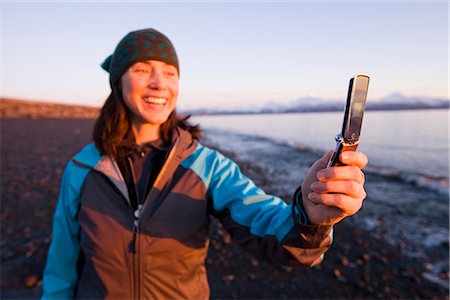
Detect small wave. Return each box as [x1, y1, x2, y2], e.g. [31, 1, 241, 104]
[283, 140, 449, 197]
[363, 165, 449, 196]
[285, 140, 326, 156]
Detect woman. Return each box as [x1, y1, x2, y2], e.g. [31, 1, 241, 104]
[42, 28, 368, 299]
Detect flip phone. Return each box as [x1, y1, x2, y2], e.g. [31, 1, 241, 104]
[327, 74, 370, 167]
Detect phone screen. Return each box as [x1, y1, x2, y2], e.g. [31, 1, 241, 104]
[343, 75, 369, 141]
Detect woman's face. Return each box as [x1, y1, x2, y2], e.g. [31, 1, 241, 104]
[120, 60, 179, 128]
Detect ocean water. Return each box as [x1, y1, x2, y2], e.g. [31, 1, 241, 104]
[196, 123, 449, 289]
[193, 109, 449, 195]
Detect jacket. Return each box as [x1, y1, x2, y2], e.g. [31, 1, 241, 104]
[42, 128, 333, 299]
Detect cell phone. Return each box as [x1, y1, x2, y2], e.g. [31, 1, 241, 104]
[327, 74, 370, 167]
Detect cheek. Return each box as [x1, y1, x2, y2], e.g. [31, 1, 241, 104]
[170, 82, 179, 104]
[121, 90, 135, 112]
[170, 92, 179, 111]
[121, 77, 140, 109]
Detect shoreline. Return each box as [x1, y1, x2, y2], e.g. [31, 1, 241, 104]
[1, 119, 448, 299]
[201, 128, 449, 291]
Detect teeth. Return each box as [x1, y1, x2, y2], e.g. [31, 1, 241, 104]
[143, 97, 167, 104]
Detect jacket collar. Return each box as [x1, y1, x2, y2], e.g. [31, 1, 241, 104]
[72, 127, 196, 168]
[71, 127, 198, 204]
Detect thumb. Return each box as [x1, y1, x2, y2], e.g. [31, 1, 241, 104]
[310, 150, 334, 172]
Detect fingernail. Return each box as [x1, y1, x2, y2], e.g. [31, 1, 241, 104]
[308, 193, 318, 202]
[316, 171, 325, 180]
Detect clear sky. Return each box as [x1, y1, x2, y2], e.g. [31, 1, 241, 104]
[1, 1, 448, 109]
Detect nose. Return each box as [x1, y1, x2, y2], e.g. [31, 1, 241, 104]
[148, 69, 164, 90]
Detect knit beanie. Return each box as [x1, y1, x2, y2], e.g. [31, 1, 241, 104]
[101, 28, 179, 84]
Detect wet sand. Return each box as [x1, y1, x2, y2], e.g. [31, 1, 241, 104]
[1, 119, 448, 299]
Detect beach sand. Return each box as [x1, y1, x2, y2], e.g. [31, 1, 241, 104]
[1, 119, 448, 299]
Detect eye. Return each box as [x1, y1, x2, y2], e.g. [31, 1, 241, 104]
[135, 68, 150, 74]
[165, 69, 178, 77]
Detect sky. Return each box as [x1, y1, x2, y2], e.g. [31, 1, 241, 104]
[1, 1, 448, 110]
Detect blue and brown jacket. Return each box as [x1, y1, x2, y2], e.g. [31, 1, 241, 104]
[42, 128, 333, 299]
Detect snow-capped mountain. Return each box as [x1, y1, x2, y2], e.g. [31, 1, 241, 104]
[184, 93, 449, 115]
[375, 93, 447, 106]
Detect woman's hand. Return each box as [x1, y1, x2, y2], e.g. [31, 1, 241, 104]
[301, 150, 368, 225]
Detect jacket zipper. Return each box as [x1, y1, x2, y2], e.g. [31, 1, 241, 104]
[127, 143, 176, 298]
[127, 157, 142, 300]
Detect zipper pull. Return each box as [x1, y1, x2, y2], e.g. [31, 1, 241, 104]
[129, 205, 143, 253]
[134, 204, 144, 219]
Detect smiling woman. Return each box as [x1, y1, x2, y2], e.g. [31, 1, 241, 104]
[41, 28, 369, 300]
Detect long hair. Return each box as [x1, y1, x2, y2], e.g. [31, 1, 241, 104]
[92, 84, 202, 159]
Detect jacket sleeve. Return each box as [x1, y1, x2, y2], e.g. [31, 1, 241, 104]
[207, 150, 333, 267]
[42, 161, 90, 299]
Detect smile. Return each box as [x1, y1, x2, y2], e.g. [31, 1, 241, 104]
[142, 97, 167, 105]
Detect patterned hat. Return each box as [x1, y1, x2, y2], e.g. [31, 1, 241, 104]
[101, 28, 179, 84]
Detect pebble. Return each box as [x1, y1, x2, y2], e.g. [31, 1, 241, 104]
[340, 256, 350, 267]
[24, 275, 38, 288]
[333, 268, 342, 278]
[222, 234, 232, 244]
[222, 274, 235, 282]
[250, 258, 259, 267]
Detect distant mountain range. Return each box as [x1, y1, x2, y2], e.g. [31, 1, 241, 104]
[1, 94, 448, 119]
[185, 93, 449, 115]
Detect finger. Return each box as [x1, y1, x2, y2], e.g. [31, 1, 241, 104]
[310, 180, 366, 198]
[307, 192, 363, 215]
[311, 150, 335, 171]
[360, 170, 365, 184]
[339, 151, 369, 169]
[317, 166, 365, 183]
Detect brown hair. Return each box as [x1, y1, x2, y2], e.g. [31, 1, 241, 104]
[92, 84, 201, 159]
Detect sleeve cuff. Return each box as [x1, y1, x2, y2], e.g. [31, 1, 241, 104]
[292, 186, 309, 225]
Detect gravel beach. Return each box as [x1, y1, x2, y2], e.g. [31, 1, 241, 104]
[1, 119, 449, 299]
